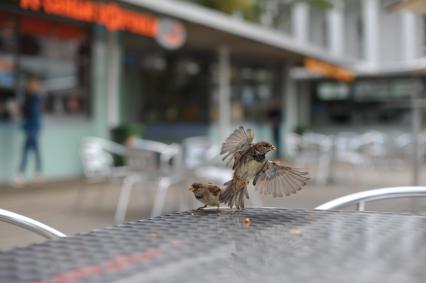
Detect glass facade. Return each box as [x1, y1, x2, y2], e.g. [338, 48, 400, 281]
[226, 65, 281, 123]
[0, 10, 91, 122]
[311, 78, 421, 127]
[123, 30, 282, 126]
[0, 11, 18, 121]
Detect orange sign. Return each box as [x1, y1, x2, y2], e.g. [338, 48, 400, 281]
[304, 58, 355, 82]
[20, 0, 158, 38]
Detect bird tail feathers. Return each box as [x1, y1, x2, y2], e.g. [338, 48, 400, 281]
[219, 179, 249, 209]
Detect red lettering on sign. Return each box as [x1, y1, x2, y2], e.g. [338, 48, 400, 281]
[20, 0, 41, 10]
[20, 0, 161, 38]
[97, 3, 123, 32]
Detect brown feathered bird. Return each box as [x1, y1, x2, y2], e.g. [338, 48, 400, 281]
[219, 126, 309, 209]
[188, 182, 222, 211]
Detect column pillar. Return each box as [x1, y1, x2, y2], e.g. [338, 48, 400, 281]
[362, 0, 379, 67]
[92, 27, 108, 137]
[218, 45, 231, 141]
[298, 83, 311, 127]
[327, 0, 344, 56]
[292, 3, 309, 44]
[106, 31, 122, 128]
[402, 12, 417, 61]
[283, 67, 298, 138]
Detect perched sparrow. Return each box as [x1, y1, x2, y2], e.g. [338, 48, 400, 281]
[219, 126, 309, 209]
[188, 182, 222, 211]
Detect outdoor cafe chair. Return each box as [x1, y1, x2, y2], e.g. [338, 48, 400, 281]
[114, 138, 185, 224]
[0, 208, 66, 240]
[79, 137, 128, 182]
[78, 137, 129, 207]
[182, 136, 232, 184]
[182, 136, 220, 168]
[315, 186, 426, 211]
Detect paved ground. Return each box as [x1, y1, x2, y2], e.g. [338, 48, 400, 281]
[1, 163, 426, 250]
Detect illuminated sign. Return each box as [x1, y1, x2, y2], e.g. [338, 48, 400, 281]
[155, 18, 186, 50]
[304, 58, 355, 82]
[20, 0, 186, 49]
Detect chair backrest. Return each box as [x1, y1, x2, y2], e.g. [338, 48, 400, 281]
[127, 138, 183, 175]
[80, 137, 126, 179]
[315, 186, 426, 211]
[182, 136, 220, 169]
[0, 209, 66, 240]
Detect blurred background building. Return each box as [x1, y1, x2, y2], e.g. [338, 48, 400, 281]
[0, 0, 424, 183]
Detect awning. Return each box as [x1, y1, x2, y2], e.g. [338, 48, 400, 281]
[121, 0, 353, 71]
[387, 0, 426, 13]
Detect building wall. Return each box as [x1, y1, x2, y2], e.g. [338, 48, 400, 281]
[415, 15, 425, 57]
[378, 6, 402, 63]
[0, 27, 110, 183]
[293, 0, 424, 64]
[343, 0, 363, 60]
[308, 6, 328, 49]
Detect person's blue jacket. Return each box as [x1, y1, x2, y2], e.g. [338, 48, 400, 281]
[22, 93, 42, 133]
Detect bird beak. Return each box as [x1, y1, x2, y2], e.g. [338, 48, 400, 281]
[188, 187, 195, 192]
[270, 145, 276, 151]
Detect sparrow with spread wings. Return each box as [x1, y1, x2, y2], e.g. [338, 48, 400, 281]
[219, 126, 309, 209]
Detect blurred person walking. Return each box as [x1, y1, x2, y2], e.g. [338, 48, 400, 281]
[15, 77, 44, 184]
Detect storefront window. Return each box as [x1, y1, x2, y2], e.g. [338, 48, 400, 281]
[136, 52, 211, 123]
[0, 12, 18, 121]
[229, 66, 279, 123]
[318, 82, 350, 100]
[0, 11, 91, 122]
[354, 79, 419, 101]
[312, 79, 415, 127]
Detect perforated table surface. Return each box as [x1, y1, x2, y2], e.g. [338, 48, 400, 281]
[1, 208, 426, 283]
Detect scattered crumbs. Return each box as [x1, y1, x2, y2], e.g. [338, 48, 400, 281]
[147, 232, 158, 239]
[290, 228, 302, 236]
[243, 217, 251, 225]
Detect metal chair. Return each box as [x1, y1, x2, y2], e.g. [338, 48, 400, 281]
[79, 137, 128, 182]
[182, 136, 232, 183]
[0, 209, 66, 240]
[315, 186, 426, 211]
[77, 137, 129, 207]
[114, 138, 185, 224]
[182, 136, 219, 168]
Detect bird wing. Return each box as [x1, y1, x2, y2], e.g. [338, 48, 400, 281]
[207, 183, 222, 196]
[253, 161, 309, 197]
[220, 126, 254, 168]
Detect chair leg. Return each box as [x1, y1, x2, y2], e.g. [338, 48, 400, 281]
[317, 151, 332, 185]
[150, 178, 171, 218]
[114, 175, 139, 224]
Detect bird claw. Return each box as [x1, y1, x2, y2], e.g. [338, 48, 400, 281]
[193, 205, 207, 212]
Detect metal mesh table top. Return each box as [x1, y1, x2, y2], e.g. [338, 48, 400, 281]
[1, 208, 426, 283]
